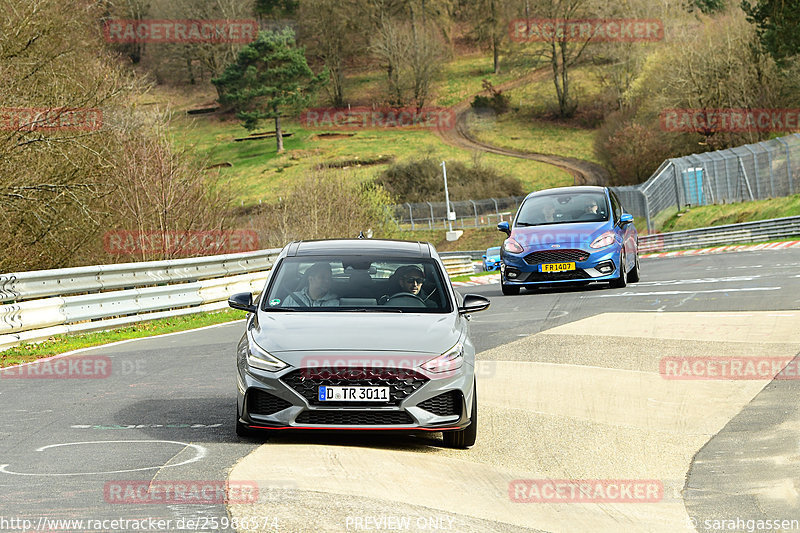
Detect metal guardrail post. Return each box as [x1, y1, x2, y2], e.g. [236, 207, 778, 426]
[406, 203, 414, 230]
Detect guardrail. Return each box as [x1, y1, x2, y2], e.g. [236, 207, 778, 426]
[638, 215, 800, 252]
[0, 248, 477, 352]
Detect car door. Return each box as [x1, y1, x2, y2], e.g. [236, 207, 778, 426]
[609, 190, 636, 269]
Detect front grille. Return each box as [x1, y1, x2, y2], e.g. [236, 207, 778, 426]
[295, 410, 413, 425]
[523, 269, 589, 282]
[524, 249, 589, 265]
[282, 367, 429, 406]
[418, 391, 462, 417]
[248, 390, 293, 416]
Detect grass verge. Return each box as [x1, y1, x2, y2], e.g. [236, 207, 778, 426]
[659, 194, 800, 232]
[0, 308, 247, 367]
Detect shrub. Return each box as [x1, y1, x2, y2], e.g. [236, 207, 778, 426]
[375, 157, 525, 203]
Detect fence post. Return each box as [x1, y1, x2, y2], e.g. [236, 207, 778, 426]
[777, 136, 794, 195]
[673, 162, 682, 211]
[469, 199, 478, 227]
[406, 203, 414, 230]
[758, 142, 776, 197]
[736, 155, 755, 201]
[723, 150, 733, 200]
[743, 145, 760, 199]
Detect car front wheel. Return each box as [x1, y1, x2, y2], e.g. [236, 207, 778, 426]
[628, 253, 640, 283]
[443, 384, 477, 449]
[236, 406, 256, 439]
[610, 251, 627, 288]
[501, 282, 520, 295]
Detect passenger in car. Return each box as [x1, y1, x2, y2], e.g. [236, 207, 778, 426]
[283, 262, 340, 307]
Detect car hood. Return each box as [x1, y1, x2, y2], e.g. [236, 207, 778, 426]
[486, 255, 501, 262]
[511, 221, 611, 250]
[252, 312, 461, 357]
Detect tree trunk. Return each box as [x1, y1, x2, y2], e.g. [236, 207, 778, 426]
[275, 115, 284, 153]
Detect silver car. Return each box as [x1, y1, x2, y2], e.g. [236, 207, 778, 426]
[228, 239, 490, 448]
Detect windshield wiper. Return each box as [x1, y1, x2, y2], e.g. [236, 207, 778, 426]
[263, 307, 297, 312]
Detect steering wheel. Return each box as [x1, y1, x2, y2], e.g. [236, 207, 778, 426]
[382, 292, 427, 307]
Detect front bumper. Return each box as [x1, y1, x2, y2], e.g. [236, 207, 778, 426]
[236, 361, 475, 432]
[500, 245, 621, 286]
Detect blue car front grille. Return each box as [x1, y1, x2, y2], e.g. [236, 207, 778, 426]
[523, 249, 589, 265]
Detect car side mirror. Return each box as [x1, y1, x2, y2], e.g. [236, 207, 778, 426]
[228, 292, 257, 313]
[482, 255, 487, 259]
[497, 221, 510, 236]
[620, 213, 634, 226]
[458, 294, 490, 314]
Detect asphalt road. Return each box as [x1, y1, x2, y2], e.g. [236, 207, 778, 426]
[0, 248, 798, 532]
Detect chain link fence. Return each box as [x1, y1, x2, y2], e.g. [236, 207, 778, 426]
[614, 133, 800, 232]
[392, 196, 526, 230]
[391, 133, 800, 234]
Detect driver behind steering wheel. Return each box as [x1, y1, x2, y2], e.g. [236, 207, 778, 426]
[379, 265, 434, 306]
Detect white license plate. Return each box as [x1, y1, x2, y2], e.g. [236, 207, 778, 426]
[318, 386, 390, 402]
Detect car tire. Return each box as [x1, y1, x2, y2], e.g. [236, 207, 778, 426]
[236, 407, 256, 439]
[628, 253, 640, 283]
[610, 251, 627, 288]
[501, 282, 520, 295]
[443, 384, 477, 449]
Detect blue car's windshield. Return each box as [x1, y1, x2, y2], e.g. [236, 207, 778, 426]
[262, 256, 452, 313]
[516, 193, 609, 226]
[486, 247, 501, 256]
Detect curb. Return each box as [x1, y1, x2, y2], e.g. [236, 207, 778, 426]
[640, 240, 800, 258]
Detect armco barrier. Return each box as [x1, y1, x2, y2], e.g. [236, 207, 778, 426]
[0, 248, 476, 352]
[639, 215, 800, 252]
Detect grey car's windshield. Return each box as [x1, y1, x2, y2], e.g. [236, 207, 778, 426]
[262, 256, 452, 313]
[516, 193, 609, 225]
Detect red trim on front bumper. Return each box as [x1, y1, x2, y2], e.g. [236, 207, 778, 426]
[247, 425, 462, 431]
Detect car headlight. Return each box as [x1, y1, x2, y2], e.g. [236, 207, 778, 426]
[503, 238, 524, 254]
[421, 342, 463, 373]
[590, 231, 616, 249]
[246, 329, 288, 372]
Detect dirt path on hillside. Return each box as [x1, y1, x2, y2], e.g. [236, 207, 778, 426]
[436, 69, 609, 186]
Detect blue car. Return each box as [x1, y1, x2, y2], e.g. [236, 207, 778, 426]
[482, 246, 502, 271]
[497, 186, 639, 295]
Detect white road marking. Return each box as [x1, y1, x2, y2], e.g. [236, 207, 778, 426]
[636, 276, 761, 286]
[0, 440, 206, 476]
[590, 287, 781, 297]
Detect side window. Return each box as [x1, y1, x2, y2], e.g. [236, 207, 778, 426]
[609, 192, 622, 223]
